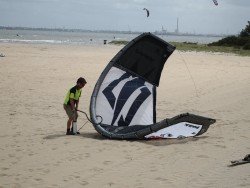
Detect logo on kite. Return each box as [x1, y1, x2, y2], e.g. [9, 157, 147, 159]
[212, 0, 218, 6]
[102, 72, 151, 126]
[143, 8, 150, 17]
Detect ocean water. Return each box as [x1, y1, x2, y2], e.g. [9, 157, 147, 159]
[0, 29, 223, 45]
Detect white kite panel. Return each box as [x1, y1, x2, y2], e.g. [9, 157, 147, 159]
[96, 67, 154, 126]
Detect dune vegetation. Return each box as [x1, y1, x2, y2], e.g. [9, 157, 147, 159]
[109, 22, 250, 56]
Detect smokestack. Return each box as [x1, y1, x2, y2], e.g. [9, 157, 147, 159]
[176, 18, 179, 34]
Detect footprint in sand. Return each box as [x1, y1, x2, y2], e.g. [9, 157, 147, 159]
[108, 182, 115, 186]
[84, 153, 90, 158]
[8, 154, 15, 158]
[28, 169, 34, 172]
[42, 169, 50, 174]
[80, 181, 89, 186]
[150, 167, 157, 172]
[196, 154, 209, 158]
[28, 153, 35, 156]
[103, 160, 112, 165]
[155, 177, 169, 182]
[73, 175, 80, 179]
[34, 178, 42, 182]
[214, 144, 226, 148]
[1, 167, 9, 171]
[0, 173, 9, 177]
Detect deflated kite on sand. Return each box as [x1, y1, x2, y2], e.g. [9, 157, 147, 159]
[90, 33, 216, 139]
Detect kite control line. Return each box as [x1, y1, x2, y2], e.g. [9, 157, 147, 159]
[178, 51, 199, 97]
[76, 109, 103, 125]
[77, 121, 88, 132]
[75, 109, 103, 133]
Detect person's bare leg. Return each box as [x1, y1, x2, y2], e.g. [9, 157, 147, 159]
[66, 118, 73, 134]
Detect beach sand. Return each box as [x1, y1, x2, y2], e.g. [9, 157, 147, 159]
[0, 43, 249, 188]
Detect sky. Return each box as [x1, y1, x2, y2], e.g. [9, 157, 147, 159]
[0, 0, 249, 35]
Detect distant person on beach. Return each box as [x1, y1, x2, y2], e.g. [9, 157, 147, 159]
[63, 77, 87, 135]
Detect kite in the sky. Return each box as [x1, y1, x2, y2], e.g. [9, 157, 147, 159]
[213, 0, 218, 6]
[143, 8, 149, 17]
[89, 33, 216, 139]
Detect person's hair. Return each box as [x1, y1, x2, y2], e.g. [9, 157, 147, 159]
[77, 77, 87, 84]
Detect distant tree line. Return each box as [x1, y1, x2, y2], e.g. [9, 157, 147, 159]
[208, 21, 250, 50]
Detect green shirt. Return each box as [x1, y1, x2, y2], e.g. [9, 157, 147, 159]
[64, 86, 82, 105]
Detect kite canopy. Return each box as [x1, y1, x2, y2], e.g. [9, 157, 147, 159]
[90, 33, 215, 139]
[114, 34, 174, 86]
[143, 8, 150, 17]
[213, 0, 218, 6]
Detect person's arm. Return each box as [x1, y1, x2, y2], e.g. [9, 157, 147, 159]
[75, 100, 79, 110]
[70, 98, 75, 111]
[69, 90, 76, 111]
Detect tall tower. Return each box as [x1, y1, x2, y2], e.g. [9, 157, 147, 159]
[175, 18, 179, 34]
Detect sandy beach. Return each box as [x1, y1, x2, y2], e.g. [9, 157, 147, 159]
[0, 43, 249, 188]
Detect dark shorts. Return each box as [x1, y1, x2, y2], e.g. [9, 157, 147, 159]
[63, 104, 78, 120]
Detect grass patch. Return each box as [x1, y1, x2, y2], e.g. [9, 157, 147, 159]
[109, 40, 250, 56]
[170, 42, 250, 56]
[109, 40, 128, 45]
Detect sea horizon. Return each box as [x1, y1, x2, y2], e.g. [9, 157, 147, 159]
[0, 26, 224, 45]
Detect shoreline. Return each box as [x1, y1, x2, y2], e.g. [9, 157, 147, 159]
[1, 41, 249, 57]
[0, 26, 226, 38]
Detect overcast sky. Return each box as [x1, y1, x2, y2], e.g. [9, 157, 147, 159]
[0, 0, 249, 34]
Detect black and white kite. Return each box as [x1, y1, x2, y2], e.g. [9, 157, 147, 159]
[213, 0, 218, 6]
[143, 8, 149, 17]
[90, 33, 216, 139]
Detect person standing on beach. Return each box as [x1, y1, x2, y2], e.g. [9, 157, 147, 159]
[63, 77, 87, 135]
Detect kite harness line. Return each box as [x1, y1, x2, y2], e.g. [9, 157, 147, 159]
[77, 121, 88, 132]
[76, 109, 103, 132]
[77, 109, 103, 125]
[178, 51, 199, 97]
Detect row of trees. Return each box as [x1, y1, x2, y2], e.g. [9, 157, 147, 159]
[209, 21, 250, 50]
